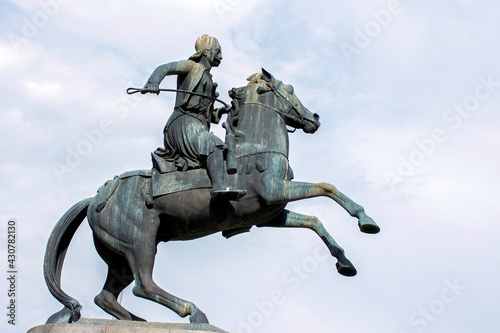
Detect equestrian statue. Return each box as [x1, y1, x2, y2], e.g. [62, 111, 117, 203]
[43, 35, 380, 325]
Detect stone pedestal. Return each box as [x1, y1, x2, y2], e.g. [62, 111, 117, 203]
[28, 318, 230, 333]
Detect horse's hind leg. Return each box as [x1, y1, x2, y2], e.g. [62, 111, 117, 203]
[93, 236, 145, 321]
[259, 210, 357, 277]
[94, 264, 147, 321]
[125, 231, 209, 324]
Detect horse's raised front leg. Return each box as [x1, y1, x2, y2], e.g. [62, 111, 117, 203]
[259, 210, 357, 277]
[262, 180, 380, 234]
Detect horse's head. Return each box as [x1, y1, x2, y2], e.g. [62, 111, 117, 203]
[229, 69, 321, 134]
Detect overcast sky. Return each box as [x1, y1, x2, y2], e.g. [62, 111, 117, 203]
[1, 1, 500, 332]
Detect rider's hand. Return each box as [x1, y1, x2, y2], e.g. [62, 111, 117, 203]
[215, 104, 231, 115]
[223, 101, 235, 114]
[142, 82, 160, 95]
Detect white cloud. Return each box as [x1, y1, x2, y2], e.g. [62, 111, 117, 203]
[24, 80, 62, 98]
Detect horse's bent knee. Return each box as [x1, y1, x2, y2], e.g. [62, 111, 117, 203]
[303, 215, 321, 229]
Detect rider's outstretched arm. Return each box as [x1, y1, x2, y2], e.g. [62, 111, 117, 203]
[143, 60, 194, 92]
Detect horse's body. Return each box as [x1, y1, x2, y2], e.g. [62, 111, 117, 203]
[44, 69, 379, 324]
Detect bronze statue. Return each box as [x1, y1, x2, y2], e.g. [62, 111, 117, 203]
[43, 38, 380, 325]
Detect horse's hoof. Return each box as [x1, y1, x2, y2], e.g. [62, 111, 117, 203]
[336, 260, 357, 277]
[358, 216, 380, 234]
[46, 306, 79, 324]
[190, 308, 209, 324]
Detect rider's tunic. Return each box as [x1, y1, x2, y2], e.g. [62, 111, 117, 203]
[157, 60, 225, 170]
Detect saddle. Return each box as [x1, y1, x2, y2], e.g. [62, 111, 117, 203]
[151, 152, 212, 198]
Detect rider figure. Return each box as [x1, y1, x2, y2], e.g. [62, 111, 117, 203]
[143, 35, 246, 201]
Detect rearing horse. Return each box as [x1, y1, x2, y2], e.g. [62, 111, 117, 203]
[44, 69, 380, 325]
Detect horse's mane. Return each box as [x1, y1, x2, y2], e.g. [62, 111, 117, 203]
[229, 72, 266, 105]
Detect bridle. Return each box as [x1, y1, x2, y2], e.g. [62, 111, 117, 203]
[243, 80, 306, 133]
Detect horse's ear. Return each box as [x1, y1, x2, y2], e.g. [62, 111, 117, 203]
[261, 68, 273, 82]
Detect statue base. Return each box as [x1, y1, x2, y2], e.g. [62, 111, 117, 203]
[28, 318, 229, 333]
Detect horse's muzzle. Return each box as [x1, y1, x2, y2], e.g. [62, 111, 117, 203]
[303, 118, 320, 133]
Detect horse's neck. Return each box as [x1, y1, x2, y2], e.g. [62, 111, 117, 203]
[232, 104, 289, 157]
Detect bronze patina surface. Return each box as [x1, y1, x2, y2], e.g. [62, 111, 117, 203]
[43, 35, 380, 326]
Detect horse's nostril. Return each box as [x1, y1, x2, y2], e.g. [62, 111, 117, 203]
[314, 113, 320, 119]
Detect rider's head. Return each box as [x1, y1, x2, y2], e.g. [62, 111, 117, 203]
[189, 35, 222, 67]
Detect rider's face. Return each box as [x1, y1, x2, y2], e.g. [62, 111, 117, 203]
[206, 42, 223, 67]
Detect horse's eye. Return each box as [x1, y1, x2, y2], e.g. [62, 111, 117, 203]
[286, 85, 294, 94]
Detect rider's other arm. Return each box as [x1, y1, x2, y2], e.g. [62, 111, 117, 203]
[212, 103, 232, 124]
[142, 60, 194, 94]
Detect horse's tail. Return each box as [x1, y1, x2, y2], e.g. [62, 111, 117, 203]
[43, 197, 92, 324]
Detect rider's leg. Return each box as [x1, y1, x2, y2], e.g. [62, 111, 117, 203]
[206, 149, 246, 201]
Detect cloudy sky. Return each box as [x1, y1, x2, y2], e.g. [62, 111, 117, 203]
[1, 0, 500, 332]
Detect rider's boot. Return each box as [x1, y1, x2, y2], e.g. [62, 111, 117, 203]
[206, 150, 247, 201]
